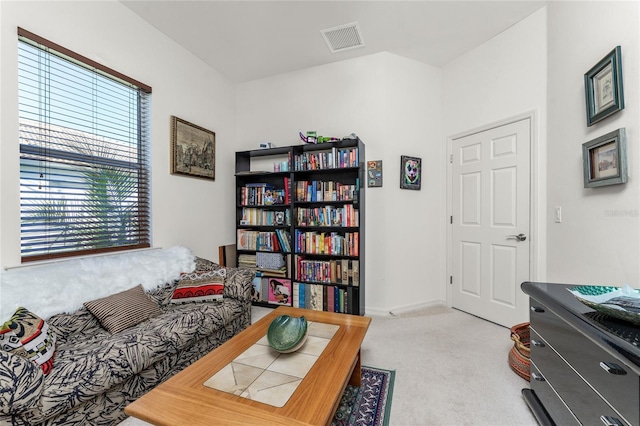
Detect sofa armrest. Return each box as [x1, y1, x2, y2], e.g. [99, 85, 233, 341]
[0, 350, 44, 416]
[223, 267, 255, 303]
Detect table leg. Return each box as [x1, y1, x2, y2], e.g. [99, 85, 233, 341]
[348, 349, 362, 387]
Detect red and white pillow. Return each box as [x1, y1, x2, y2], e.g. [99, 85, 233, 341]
[171, 269, 226, 304]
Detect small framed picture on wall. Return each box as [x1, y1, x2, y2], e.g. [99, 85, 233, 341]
[582, 128, 627, 188]
[584, 46, 624, 126]
[170, 116, 216, 181]
[367, 160, 383, 187]
[400, 155, 422, 190]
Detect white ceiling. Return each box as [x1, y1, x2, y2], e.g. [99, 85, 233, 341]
[121, 1, 548, 84]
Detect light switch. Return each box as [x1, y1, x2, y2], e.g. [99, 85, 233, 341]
[555, 206, 562, 223]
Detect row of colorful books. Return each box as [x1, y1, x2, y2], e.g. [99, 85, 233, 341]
[292, 282, 354, 314]
[294, 230, 359, 256]
[239, 183, 286, 206]
[237, 229, 291, 252]
[293, 147, 359, 171]
[296, 205, 358, 227]
[240, 208, 291, 226]
[295, 256, 359, 286]
[295, 180, 358, 203]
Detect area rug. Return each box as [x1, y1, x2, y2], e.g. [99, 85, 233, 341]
[332, 366, 395, 426]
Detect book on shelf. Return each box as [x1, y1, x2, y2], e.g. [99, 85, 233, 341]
[296, 205, 358, 227]
[251, 272, 263, 302]
[238, 253, 257, 269]
[295, 180, 358, 203]
[295, 230, 358, 256]
[256, 267, 287, 277]
[291, 283, 352, 313]
[283, 176, 291, 204]
[308, 284, 323, 311]
[294, 255, 359, 285]
[326, 286, 335, 312]
[240, 184, 286, 207]
[341, 259, 349, 283]
[275, 229, 291, 252]
[240, 208, 290, 226]
[267, 278, 292, 305]
[352, 260, 359, 286]
[293, 146, 359, 171]
[237, 229, 286, 251]
[293, 282, 300, 308]
[236, 170, 272, 175]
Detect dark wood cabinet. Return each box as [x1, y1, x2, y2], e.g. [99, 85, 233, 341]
[521, 282, 640, 426]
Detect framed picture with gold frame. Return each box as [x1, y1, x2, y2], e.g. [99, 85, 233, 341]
[584, 46, 624, 127]
[582, 128, 627, 188]
[170, 116, 215, 180]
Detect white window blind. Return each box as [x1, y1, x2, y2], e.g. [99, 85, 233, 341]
[18, 27, 152, 262]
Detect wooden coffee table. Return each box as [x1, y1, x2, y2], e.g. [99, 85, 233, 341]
[125, 306, 371, 425]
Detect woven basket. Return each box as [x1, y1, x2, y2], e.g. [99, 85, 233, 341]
[508, 322, 531, 381]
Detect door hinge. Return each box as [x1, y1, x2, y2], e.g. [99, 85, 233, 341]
[449, 154, 453, 163]
[450, 216, 453, 224]
[449, 276, 453, 284]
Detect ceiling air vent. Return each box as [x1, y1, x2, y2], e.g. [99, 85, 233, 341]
[321, 22, 365, 53]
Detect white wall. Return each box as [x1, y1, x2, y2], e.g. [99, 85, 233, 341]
[0, 1, 237, 267]
[2, 1, 634, 312]
[546, 1, 640, 285]
[236, 52, 445, 314]
[442, 8, 548, 287]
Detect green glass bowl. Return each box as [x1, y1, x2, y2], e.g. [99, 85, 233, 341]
[267, 315, 308, 353]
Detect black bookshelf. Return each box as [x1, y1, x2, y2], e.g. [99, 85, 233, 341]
[235, 139, 365, 315]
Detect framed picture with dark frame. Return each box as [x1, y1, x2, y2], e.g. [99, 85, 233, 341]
[400, 155, 421, 190]
[367, 160, 383, 187]
[584, 46, 624, 127]
[582, 128, 627, 188]
[170, 116, 216, 181]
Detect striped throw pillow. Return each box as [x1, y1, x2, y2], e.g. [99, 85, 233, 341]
[84, 284, 163, 334]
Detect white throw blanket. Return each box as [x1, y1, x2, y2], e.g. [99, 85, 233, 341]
[0, 246, 195, 320]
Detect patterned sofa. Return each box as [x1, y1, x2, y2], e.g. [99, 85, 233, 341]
[0, 248, 254, 426]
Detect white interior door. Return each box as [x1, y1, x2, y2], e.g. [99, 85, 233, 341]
[450, 118, 531, 327]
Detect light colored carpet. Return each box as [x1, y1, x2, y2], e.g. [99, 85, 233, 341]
[119, 305, 536, 426]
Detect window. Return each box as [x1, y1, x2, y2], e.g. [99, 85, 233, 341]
[18, 27, 152, 262]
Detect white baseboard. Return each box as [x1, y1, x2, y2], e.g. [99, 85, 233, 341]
[365, 299, 447, 317]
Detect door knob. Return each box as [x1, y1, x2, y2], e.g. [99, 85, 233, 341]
[507, 233, 527, 242]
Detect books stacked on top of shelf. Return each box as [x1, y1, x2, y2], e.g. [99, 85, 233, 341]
[293, 146, 359, 171]
[238, 254, 257, 269]
[236, 170, 272, 175]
